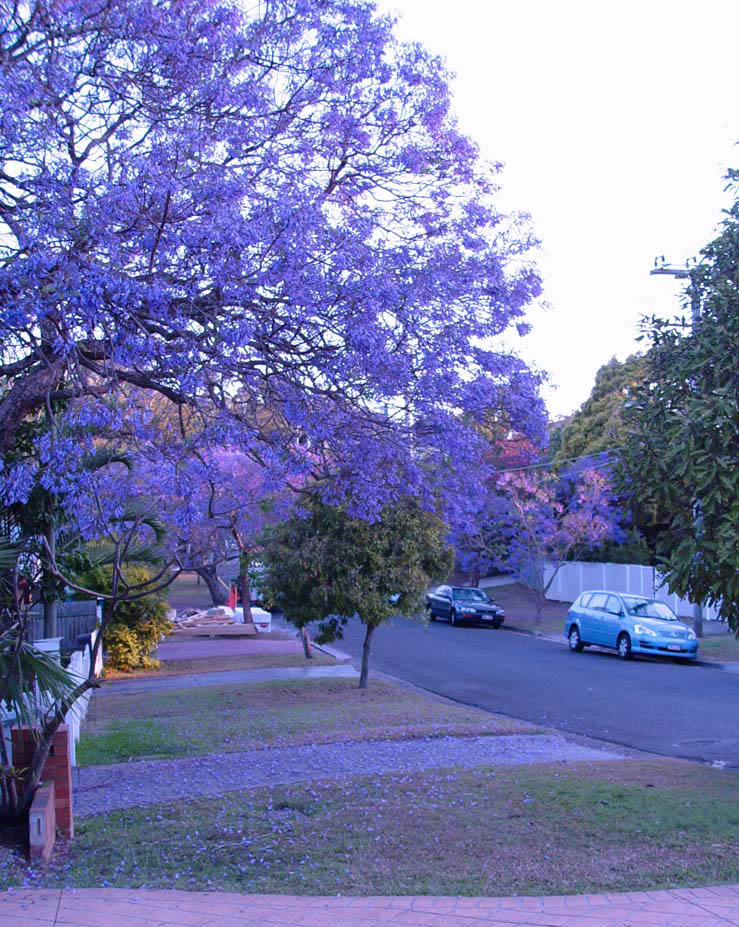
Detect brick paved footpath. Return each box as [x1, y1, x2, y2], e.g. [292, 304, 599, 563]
[2, 886, 738, 926]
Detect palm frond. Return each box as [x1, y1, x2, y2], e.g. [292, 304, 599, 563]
[112, 500, 168, 546]
[0, 538, 22, 573]
[83, 539, 165, 568]
[0, 635, 82, 728]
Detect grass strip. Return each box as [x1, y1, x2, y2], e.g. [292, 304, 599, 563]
[693, 633, 739, 663]
[104, 651, 337, 681]
[4, 758, 737, 895]
[77, 678, 532, 766]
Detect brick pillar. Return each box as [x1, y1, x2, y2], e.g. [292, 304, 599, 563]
[12, 726, 74, 838]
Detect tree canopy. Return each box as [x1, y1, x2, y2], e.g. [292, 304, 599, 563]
[261, 495, 453, 687]
[0, 0, 545, 524]
[618, 170, 739, 632]
[548, 354, 647, 464]
[496, 467, 618, 617]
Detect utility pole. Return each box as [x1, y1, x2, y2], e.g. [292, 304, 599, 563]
[650, 257, 703, 638]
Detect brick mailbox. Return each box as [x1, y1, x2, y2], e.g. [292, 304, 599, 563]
[12, 725, 74, 838]
[29, 781, 55, 863]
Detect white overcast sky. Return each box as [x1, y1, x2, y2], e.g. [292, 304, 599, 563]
[378, 0, 738, 419]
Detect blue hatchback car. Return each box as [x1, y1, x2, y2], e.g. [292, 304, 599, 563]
[565, 591, 698, 662]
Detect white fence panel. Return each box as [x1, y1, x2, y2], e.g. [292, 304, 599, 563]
[543, 561, 722, 621]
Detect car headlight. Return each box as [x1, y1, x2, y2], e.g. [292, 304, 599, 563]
[687, 629, 697, 641]
[633, 624, 658, 637]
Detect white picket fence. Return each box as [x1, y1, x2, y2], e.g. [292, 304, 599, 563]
[542, 561, 723, 622]
[63, 629, 104, 766]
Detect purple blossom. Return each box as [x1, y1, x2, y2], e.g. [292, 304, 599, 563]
[1, 0, 546, 528]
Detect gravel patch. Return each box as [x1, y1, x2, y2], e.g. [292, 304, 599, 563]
[74, 734, 624, 817]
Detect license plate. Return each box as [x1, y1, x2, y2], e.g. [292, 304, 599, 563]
[481, 615, 492, 621]
[667, 644, 681, 651]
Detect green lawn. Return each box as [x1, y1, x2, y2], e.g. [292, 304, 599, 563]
[104, 650, 337, 681]
[77, 678, 533, 766]
[694, 632, 739, 663]
[5, 759, 737, 896]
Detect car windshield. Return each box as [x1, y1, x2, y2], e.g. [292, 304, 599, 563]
[453, 588, 488, 602]
[622, 597, 678, 621]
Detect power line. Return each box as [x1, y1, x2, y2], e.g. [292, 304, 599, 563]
[494, 449, 619, 475]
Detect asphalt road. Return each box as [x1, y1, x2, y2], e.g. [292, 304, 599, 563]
[312, 616, 739, 769]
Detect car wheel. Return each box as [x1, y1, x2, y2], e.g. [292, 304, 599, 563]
[568, 625, 584, 652]
[428, 610, 436, 622]
[492, 620, 502, 629]
[450, 609, 457, 627]
[617, 632, 632, 660]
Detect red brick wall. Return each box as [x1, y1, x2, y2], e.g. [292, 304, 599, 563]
[12, 726, 74, 838]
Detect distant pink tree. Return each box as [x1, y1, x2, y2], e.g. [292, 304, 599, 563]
[499, 468, 618, 620]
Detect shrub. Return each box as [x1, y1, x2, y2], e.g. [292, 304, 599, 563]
[75, 565, 172, 672]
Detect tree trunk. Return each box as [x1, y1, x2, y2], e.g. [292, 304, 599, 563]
[300, 626, 312, 659]
[195, 565, 228, 606]
[238, 554, 253, 623]
[359, 623, 376, 689]
[42, 519, 58, 639]
[531, 560, 548, 624]
[0, 357, 66, 455]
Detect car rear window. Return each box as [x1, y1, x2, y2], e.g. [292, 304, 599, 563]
[588, 592, 608, 610]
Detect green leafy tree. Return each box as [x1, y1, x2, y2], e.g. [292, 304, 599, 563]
[549, 355, 682, 566]
[549, 354, 647, 463]
[618, 171, 739, 633]
[261, 497, 453, 688]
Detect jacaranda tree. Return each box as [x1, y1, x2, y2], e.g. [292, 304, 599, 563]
[175, 449, 297, 620]
[0, 0, 549, 825]
[497, 468, 619, 619]
[0, 0, 545, 524]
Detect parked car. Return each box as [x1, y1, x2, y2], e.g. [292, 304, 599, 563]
[426, 585, 505, 628]
[564, 591, 698, 661]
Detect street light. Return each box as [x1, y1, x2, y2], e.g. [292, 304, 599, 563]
[649, 256, 703, 638]
[650, 256, 701, 326]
